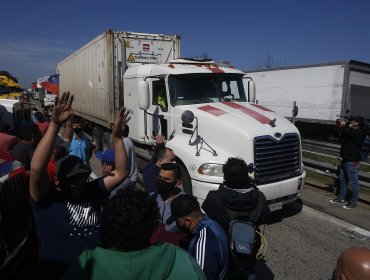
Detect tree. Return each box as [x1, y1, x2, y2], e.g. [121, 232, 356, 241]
[255, 52, 284, 70]
[0, 71, 18, 83]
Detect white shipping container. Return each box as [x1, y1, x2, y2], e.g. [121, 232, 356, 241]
[57, 30, 180, 128]
[247, 61, 370, 124]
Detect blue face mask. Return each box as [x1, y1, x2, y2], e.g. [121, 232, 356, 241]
[349, 123, 353, 128]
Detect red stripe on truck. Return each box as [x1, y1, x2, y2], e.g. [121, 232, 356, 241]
[222, 102, 271, 124]
[251, 103, 273, 112]
[206, 65, 225, 73]
[198, 105, 227, 116]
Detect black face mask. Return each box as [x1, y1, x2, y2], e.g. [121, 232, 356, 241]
[73, 127, 82, 134]
[65, 185, 85, 203]
[176, 220, 191, 235]
[157, 178, 176, 197]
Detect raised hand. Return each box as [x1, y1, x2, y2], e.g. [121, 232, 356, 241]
[52, 92, 74, 125]
[112, 107, 131, 137]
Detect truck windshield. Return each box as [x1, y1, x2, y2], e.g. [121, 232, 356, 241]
[168, 74, 246, 106]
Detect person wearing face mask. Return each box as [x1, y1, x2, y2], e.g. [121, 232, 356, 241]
[167, 194, 229, 280]
[330, 116, 367, 209]
[67, 118, 92, 167]
[149, 162, 188, 248]
[29, 92, 130, 279]
[143, 143, 176, 193]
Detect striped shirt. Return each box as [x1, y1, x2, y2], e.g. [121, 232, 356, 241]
[188, 215, 229, 280]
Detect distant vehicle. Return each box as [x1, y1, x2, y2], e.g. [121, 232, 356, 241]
[247, 61, 370, 125]
[0, 99, 32, 136]
[57, 30, 306, 209]
[0, 76, 23, 100]
[33, 80, 56, 107]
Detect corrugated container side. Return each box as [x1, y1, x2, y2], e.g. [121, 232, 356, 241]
[57, 31, 115, 127]
[248, 65, 345, 123]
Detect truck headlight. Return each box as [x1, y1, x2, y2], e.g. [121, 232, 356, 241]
[198, 164, 224, 177]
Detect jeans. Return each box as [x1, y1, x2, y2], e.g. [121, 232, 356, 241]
[338, 161, 360, 205]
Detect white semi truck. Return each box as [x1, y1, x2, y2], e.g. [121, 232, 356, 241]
[247, 61, 370, 125]
[57, 30, 305, 209]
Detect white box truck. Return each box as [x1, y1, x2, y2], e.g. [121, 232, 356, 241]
[247, 61, 370, 125]
[57, 30, 306, 208]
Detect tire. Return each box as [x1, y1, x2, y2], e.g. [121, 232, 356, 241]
[179, 163, 193, 195]
[92, 126, 104, 151]
[102, 132, 112, 151]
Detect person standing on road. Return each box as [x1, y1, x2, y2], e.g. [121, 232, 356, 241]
[29, 92, 130, 279]
[10, 123, 42, 176]
[167, 194, 229, 280]
[150, 162, 188, 248]
[202, 157, 270, 279]
[35, 111, 50, 136]
[68, 118, 93, 168]
[143, 143, 175, 193]
[0, 123, 19, 152]
[330, 116, 366, 209]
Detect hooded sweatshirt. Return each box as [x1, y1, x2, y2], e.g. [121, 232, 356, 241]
[202, 184, 270, 234]
[63, 243, 205, 280]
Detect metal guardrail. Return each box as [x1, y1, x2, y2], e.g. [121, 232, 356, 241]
[303, 157, 370, 188]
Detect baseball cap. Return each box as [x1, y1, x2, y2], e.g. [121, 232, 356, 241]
[166, 194, 201, 225]
[95, 148, 115, 165]
[56, 155, 91, 179]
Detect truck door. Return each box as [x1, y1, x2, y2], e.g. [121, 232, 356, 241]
[148, 79, 169, 139]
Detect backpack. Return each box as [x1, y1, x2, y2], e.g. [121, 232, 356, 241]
[226, 191, 266, 273]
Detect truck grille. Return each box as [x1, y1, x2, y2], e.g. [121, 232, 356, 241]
[254, 133, 301, 184]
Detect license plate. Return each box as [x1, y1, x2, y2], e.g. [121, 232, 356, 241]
[268, 202, 283, 211]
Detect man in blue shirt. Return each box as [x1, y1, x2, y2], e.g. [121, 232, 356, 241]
[68, 118, 92, 167]
[167, 194, 229, 280]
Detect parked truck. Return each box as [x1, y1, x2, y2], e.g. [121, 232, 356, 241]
[247, 61, 370, 125]
[57, 30, 306, 209]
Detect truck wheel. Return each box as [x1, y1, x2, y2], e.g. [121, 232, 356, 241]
[92, 127, 104, 151]
[102, 132, 112, 151]
[179, 163, 193, 195]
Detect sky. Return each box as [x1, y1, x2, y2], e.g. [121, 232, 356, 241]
[1, 0, 370, 88]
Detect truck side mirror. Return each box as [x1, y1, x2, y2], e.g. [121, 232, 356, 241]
[243, 77, 256, 103]
[138, 81, 150, 110]
[181, 110, 195, 124]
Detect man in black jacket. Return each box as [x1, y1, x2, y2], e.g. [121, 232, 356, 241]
[330, 116, 366, 209]
[202, 157, 270, 279]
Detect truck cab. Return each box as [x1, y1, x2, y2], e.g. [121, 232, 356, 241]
[124, 60, 306, 207]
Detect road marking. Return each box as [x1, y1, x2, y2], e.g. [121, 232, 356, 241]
[302, 205, 370, 239]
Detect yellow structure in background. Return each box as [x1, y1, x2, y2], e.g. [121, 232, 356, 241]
[0, 76, 23, 99]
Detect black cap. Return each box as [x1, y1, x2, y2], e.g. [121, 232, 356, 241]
[56, 155, 91, 179]
[166, 194, 200, 225]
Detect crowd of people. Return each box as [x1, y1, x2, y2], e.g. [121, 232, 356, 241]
[1, 92, 370, 279]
